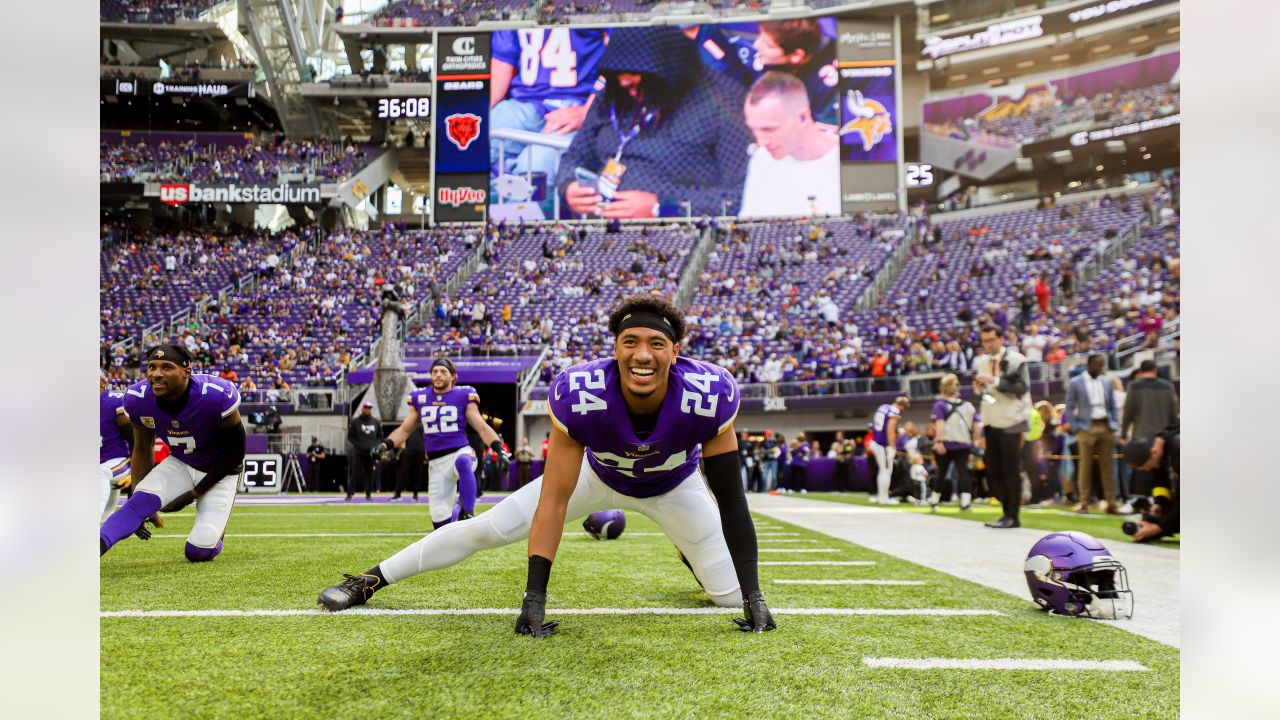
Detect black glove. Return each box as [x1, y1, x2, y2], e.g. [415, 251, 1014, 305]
[490, 441, 510, 479]
[378, 439, 397, 462]
[732, 590, 777, 633]
[515, 591, 559, 637]
[160, 491, 198, 514]
[133, 513, 165, 540]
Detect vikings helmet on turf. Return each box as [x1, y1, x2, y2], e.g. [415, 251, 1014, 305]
[583, 509, 626, 540]
[1024, 531, 1134, 619]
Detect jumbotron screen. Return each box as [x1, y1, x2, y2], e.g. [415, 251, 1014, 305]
[431, 16, 902, 222]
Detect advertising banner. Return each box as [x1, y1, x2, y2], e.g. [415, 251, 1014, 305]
[919, 0, 1178, 60]
[836, 17, 901, 214]
[102, 78, 256, 98]
[838, 64, 898, 163]
[433, 172, 489, 222]
[145, 182, 323, 205]
[346, 356, 540, 385]
[433, 32, 491, 176]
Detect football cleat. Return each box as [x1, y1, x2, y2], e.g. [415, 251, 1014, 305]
[317, 573, 381, 611]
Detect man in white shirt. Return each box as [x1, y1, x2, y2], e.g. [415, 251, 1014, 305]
[1021, 323, 1047, 363]
[739, 72, 840, 218]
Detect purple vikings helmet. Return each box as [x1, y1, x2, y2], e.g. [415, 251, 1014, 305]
[1024, 531, 1133, 619]
[583, 509, 626, 540]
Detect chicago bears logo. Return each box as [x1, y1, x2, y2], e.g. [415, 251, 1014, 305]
[444, 113, 482, 151]
[838, 90, 893, 153]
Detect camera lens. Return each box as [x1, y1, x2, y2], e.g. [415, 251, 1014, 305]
[1122, 521, 1138, 536]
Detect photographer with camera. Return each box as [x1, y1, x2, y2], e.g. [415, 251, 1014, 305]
[1121, 426, 1179, 542]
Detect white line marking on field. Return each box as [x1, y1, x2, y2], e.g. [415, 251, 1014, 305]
[756, 532, 800, 536]
[759, 561, 877, 566]
[101, 607, 1005, 619]
[150, 533, 425, 538]
[757, 539, 818, 543]
[774, 579, 925, 586]
[758, 548, 839, 553]
[861, 657, 1148, 671]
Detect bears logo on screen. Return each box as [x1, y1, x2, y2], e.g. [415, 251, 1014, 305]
[839, 90, 893, 153]
[444, 113, 482, 151]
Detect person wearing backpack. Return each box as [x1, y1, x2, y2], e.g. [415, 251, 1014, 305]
[929, 374, 984, 512]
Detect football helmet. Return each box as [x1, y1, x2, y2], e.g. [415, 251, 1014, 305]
[583, 509, 626, 540]
[1024, 531, 1133, 619]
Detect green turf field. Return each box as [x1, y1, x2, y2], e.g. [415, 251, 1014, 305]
[101, 502, 1179, 719]
[795, 492, 1179, 548]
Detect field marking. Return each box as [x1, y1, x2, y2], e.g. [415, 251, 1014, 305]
[758, 548, 839, 553]
[759, 561, 877, 566]
[150, 533, 426, 538]
[757, 539, 818, 544]
[101, 607, 1006, 619]
[773, 579, 925, 586]
[756, 532, 800, 536]
[861, 657, 1148, 671]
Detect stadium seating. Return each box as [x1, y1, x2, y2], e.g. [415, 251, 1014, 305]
[102, 225, 482, 393]
[100, 134, 378, 184]
[100, 0, 219, 24]
[411, 224, 700, 383]
[927, 82, 1180, 147]
[682, 216, 913, 384]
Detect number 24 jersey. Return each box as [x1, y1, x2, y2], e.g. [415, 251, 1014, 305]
[548, 356, 739, 498]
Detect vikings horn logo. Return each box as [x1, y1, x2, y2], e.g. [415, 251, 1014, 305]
[838, 90, 893, 153]
[444, 113, 482, 151]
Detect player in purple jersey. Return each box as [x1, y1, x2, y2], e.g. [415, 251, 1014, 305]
[377, 358, 508, 528]
[869, 397, 910, 505]
[318, 296, 774, 635]
[99, 345, 245, 562]
[490, 28, 608, 178]
[519, 294, 772, 634]
[99, 372, 133, 523]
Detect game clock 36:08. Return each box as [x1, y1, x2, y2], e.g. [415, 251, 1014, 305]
[376, 98, 431, 119]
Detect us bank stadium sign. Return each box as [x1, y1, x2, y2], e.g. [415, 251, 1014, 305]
[147, 182, 322, 205]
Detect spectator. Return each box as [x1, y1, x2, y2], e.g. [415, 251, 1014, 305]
[929, 373, 982, 512]
[1063, 354, 1122, 515]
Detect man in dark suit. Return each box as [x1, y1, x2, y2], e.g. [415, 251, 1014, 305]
[1064, 354, 1121, 514]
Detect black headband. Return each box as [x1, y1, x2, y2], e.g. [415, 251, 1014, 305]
[617, 311, 677, 343]
[431, 357, 456, 374]
[146, 344, 193, 367]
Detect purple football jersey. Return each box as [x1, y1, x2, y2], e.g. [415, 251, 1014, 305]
[491, 28, 606, 104]
[548, 356, 740, 498]
[408, 384, 479, 453]
[100, 390, 131, 463]
[871, 402, 901, 446]
[121, 374, 240, 471]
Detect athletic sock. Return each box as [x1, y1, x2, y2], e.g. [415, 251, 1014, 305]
[99, 491, 162, 554]
[361, 565, 389, 591]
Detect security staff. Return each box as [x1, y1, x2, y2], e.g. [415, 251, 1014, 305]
[347, 401, 382, 500]
[972, 324, 1032, 528]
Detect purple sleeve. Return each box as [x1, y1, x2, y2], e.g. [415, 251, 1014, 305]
[491, 30, 519, 66]
[546, 370, 578, 440]
[930, 399, 948, 422]
[209, 377, 241, 417]
[713, 370, 741, 437]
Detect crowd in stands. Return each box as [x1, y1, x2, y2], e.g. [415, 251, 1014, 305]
[370, 0, 528, 26]
[99, 135, 377, 184]
[681, 216, 916, 385]
[101, 0, 220, 24]
[928, 81, 1180, 147]
[404, 221, 699, 382]
[101, 223, 483, 396]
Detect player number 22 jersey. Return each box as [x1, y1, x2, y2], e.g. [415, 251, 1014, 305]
[408, 384, 479, 454]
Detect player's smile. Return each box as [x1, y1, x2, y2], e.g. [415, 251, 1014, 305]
[146, 360, 189, 400]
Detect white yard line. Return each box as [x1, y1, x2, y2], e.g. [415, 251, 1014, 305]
[758, 548, 839, 553]
[150, 533, 425, 538]
[861, 657, 1148, 671]
[773, 579, 925, 586]
[759, 561, 877, 566]
[756, 539, 818, 544]
[101, 607, 1006, 619]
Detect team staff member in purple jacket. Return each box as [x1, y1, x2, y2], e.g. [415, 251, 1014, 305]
[100, 345, 244, 562]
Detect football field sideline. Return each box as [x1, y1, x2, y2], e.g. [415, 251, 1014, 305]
[745, 493, 1181, 647]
